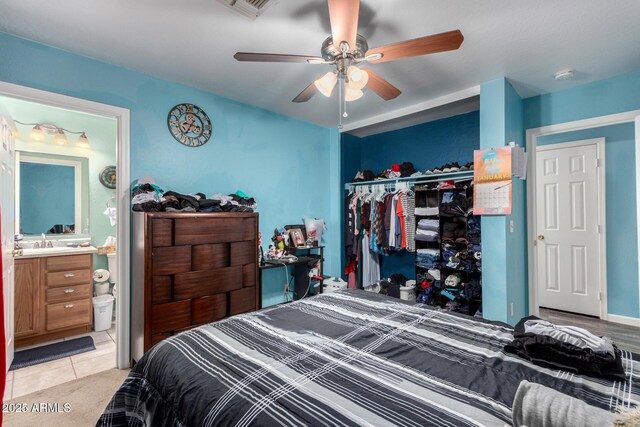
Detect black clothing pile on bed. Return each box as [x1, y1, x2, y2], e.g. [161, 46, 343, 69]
[504, 316, 626, 381]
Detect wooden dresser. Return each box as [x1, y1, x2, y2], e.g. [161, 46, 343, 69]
[15, 254, 93, 347]
[132, 212, 259, 362]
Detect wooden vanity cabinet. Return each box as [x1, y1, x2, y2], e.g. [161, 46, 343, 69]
[15, 254, 94, 348]
[14, 258, 40, 338]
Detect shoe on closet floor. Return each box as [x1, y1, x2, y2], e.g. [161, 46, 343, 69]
[433, 165, 444, 174]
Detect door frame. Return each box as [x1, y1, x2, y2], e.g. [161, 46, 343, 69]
[534, 138, 606, 318]
[526, 110, 640, 324]
[0, 81, 131, 368]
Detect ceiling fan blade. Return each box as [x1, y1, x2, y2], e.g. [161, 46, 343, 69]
[366, 30, 464, 63]
[292, 81, 318, 103]
[327, 0, 360, 51]
[234, 52, 325, 63]
[361, 68, 401, 100]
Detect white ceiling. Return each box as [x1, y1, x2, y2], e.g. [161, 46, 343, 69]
[1, 0, 640, 129]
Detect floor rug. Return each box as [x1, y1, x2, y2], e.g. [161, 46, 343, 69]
[10, 336, 95, 370]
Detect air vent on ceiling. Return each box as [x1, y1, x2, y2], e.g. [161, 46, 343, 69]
[219, 0, 274, 20]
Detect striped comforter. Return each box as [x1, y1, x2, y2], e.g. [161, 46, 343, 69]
[98, 290, 638, 426]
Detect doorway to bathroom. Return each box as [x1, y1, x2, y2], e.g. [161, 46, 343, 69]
[0, 82, 130, 400]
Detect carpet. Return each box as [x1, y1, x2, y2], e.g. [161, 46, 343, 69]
[10, 337, 96, 371]
[4, 368, 129, 427]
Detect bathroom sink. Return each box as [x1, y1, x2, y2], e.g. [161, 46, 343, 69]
[18, 246, 98, 258]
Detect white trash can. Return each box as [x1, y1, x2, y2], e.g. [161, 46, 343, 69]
[93, 294, 114, 332]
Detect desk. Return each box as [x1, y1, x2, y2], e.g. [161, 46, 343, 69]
[258, 249, 324, 308]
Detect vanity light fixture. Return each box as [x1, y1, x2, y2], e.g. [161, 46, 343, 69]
[51, 128, 68, 146]
[14, 120, 91, 149]
[28, 124, 46, 142]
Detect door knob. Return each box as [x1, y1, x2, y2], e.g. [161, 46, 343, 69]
[537, 235, 545, 241]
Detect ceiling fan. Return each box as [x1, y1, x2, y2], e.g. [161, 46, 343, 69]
[234, 0, 464, 125]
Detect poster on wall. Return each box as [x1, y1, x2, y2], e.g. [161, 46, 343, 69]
[473, 147, 513, 215]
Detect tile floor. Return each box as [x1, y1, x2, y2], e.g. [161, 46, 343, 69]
[4, 324, 116, 401]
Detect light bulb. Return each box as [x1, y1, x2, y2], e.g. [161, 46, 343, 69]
[314, 71, 337, 97]
[75, 133, 90, 149]
[51, 129, 68, 146]
[347, 66, 369, 90]
[345, 87, 363, 102]
[29, 125, 46, 142]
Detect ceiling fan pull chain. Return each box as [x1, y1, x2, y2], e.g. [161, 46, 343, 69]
[341, 74, 348, 118]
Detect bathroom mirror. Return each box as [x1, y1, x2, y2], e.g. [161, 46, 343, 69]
[16, 151, 89, 236]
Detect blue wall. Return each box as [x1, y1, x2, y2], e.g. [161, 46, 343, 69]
[538, 124, 639, 318]
[480, 78, 528, 325]
[20, 162, 75, 234]
[359, 111, 479, 173]
[0, 31, 338, 307]
[524, 71, 640, 128]
[340, 111, 480, 279]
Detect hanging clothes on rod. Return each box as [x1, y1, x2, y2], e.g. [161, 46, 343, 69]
[344, 181, 415, 289]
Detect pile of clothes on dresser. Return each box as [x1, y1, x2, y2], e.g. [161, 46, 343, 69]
[505, 316, 626, 380]
[131, 177, 257, 213]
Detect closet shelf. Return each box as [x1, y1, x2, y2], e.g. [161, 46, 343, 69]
[344, 170, 474, 190]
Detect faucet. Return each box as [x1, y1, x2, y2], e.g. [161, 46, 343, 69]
[33, 233, 53, 249]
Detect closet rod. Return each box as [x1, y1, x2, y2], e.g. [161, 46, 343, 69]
[344, 170, 474, 190]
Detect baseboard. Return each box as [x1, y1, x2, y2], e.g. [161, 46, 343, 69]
[606, 313, 640, 327]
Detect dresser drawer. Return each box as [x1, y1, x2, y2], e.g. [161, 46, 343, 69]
[47, 269, 92, 288]
[46, 254, 92, 272]
[46, 300, 91, 331]
[47, 284, 92, 304]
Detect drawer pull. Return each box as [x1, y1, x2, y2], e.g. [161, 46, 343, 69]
[64, 288, 75, 294]
[64, 273, 75, 278]
[64, 304, 75, 309]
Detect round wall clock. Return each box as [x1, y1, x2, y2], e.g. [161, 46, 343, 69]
[99, 165, 117, 189]
[167, 103, 212, 147]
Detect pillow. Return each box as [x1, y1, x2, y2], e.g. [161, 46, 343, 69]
[512, 380, 613, 427]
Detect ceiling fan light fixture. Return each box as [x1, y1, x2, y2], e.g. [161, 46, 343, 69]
[345, 87, 363, 102]
[314, 71, 338, 97]
[28, 124, 46, 142]
[347, 66, 368, 90]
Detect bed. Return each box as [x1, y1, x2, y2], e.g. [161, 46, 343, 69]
[98, 290, 638, 426]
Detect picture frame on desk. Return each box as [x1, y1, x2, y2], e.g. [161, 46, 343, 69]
[289, 228, 306, 247]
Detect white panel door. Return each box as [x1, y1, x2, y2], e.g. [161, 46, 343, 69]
[535, 141, 602, 316]
[1, 114, 15, 370]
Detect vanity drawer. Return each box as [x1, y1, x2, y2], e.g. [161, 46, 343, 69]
[47, 269, 92, 287]
[46, 254, 92, 272]
[47, 284, 91, 304]
[46, 300, 91, 331]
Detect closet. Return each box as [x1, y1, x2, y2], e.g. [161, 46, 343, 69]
[344, 182, 414, 289]
[131, 212, 259, 362]
[344, 174, 482, 314]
